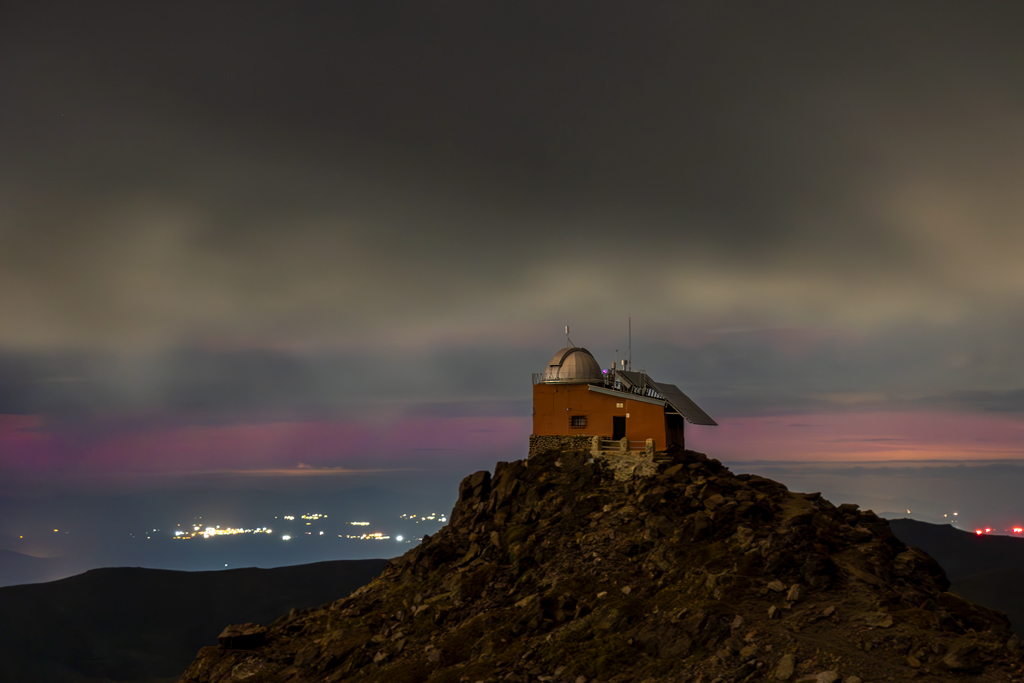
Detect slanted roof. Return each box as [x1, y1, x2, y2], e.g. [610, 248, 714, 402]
[650, 381, 718, 426]
[616, 370, 717, 426]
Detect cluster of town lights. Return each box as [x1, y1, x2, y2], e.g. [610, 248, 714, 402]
[173, 525, 273, 539]
[399, 513, 446, 523]
[136, 509, 441, 546]
[344, 532, 391, 540]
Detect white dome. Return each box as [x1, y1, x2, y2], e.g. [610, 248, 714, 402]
[541, 347, 603, 384]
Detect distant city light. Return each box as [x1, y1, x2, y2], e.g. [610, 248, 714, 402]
[344, 532, 390, 540]
[1013, 527, 1023, 534]
[399, 512, 446, 523]
[124, 506, 445, 551]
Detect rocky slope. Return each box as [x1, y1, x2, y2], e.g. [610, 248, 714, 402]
[179, 448, 1024, 683]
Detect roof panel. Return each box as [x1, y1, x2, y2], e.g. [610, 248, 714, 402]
[613, 370, 716, 426]
[650, 381, 718, 426]
[616, 370, 647, 390]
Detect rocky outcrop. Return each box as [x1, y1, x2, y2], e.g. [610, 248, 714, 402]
[178, 448, 1024, 683]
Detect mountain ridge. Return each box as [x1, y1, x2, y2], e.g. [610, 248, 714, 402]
[0, 558, 388, 683]
[178, 447, 1024, 683]
[0, 546, 72, 586]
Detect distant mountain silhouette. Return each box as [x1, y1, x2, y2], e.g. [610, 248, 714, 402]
[890, 518, 1024, 634]
[0, 547, 70, 587]
[0, 558, 387, 683]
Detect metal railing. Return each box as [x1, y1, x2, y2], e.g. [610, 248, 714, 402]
[596, 437, 649, 452]
[532, 372, 614, 387]
[530, 371, 662, 401]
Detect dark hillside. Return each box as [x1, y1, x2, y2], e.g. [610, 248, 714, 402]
[890, 518, 1024, 634]
[953, 567, 1024, 641]
[0, 558, 387, 683]
[889, 519, 1024, 581]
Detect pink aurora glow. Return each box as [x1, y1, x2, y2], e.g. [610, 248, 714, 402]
[688, 411, 1024, 462]
[3, 410, 1022, 480]
[0, 414, 530, 476]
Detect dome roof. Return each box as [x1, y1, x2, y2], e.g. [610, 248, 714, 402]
[542, 347, 603, 384]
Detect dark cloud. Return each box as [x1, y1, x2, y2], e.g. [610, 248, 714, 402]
[918, 389, 1024, 415]
[3, 323, 1023, 435]
[0, 345, 539, 428]
[3, 2, 1024, 440]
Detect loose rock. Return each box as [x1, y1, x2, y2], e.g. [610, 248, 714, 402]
[775, 653, 796, 680]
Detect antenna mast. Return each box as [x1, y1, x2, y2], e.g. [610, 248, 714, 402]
[565, 325, 574, 347]
[628, 317, 632, 371]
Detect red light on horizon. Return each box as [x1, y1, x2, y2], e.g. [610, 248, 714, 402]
[1013, 527, 1023, 534]
[976, 529, 984, 535]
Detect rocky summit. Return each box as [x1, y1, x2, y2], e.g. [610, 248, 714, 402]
[178, 448, 1024, 683]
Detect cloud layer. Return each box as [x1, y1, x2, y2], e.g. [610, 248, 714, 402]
[2, 3, 1024, 476]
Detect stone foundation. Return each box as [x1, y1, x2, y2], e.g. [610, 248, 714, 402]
[528, 434, 596, 458]
[528, 433, 662, 480]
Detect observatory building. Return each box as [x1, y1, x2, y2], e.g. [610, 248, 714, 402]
[532, 346, 716, 453]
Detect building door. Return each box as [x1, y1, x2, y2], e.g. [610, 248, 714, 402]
[612, 416, 626, 440]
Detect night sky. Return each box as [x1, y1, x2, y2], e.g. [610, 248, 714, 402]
[3, 3, 1024, 543]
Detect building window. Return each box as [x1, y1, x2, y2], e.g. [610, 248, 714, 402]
[569, 415, 587, 429]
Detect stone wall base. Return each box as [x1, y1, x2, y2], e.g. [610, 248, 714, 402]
[528, 434, 595, 458]
[528, 433, 662, 481]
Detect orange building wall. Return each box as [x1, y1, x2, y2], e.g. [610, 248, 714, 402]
[532, 383, 682, 450]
